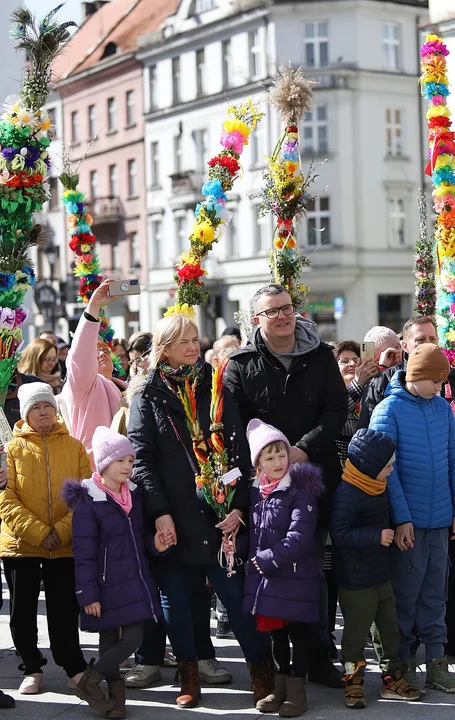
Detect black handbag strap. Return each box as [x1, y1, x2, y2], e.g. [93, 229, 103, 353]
[165, 410, 198, 476]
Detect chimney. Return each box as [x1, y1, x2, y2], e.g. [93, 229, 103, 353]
[83, 1, 110, 19]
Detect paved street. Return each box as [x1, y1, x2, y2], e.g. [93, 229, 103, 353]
[1, 581, 455, 719]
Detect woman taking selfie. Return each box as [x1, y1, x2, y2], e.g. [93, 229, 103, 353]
[128, 313, 272, 710]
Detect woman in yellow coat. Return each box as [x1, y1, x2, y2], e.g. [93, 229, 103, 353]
[0, 382, 98, 699]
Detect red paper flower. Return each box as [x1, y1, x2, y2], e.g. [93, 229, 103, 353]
[429, 116, 451, 128]
[287, 125, 298, 133]
[207, 155, 240, 175]
[69, 236, 82, 252]
[177, 262, 205, 283]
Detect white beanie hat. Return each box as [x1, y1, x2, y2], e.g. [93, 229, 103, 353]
[18, 382, 57, 421]
[246, 418, 291, 466]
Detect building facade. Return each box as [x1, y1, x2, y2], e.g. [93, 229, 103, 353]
[429, 0, 455, 117]
[139, 0, 428, 340]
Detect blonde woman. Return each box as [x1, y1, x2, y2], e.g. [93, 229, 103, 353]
[18, 339, 62, 394]
[128, 314, 273, 710]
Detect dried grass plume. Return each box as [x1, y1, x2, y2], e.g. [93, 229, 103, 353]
[268, 64, 318, 124]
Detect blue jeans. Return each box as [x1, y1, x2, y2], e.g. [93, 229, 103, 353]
[154, 563, 269, 663]
[390, 527, 449, 662]
[136, 569, 215, 664]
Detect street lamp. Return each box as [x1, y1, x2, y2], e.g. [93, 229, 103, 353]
[44, 243, 58, 282]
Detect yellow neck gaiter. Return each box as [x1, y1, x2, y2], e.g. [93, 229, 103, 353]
[342, 459, 386, 496]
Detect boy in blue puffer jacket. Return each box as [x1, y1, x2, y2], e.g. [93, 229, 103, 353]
[370, 343, 455, 694]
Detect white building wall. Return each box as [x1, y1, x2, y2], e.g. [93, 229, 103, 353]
[141, 0, 428, 340]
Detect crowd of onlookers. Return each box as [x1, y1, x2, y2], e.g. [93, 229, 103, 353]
[1, 280, 455, 717]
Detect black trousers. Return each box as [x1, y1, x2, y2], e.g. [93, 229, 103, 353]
[3, 556, 86, 677]
[270, 623, 313, 678]
[97, 623, 144, 681]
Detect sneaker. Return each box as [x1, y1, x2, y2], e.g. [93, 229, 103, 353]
[343, 661, 366, 709]
[216, 620, 235, 640]
[426, 656, 455, 693]
[403, 656, 422, 692]
[0, 690, 15, 709]
[163, 650, 177, 668]
[19, 673, 43, 695]
[198, 658, 232, 684]
[124, 664, 161, 688]
[380, 671, 421, 701]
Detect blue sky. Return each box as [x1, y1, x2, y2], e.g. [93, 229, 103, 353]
[25, 0, 83, 29]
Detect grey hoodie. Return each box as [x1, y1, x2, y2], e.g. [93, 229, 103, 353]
[264, 315, 320, 370]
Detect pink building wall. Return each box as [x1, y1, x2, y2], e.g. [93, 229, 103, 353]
[60, 58, 147, 284]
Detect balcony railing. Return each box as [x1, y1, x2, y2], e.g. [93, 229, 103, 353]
[170, 171, 204, 196]
[87, 197, 123, 224]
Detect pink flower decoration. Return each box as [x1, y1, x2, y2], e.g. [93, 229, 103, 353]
[14, 306, 28, 327]
[431, 95, 446, 105]
[220, 130, 247, 155]
[0, 308, 16, 329]
[434, 194, 455, 212]
[450, 303, 455, 315]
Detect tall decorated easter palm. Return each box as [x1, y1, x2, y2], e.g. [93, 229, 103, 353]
[0, 4, 75, 404]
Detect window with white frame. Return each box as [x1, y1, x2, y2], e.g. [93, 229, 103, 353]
[196, 48, 206, 96]
[172, 57, 181, 104]
[151, 219, 162, 266]
[304, 22, 329, 69]
[385, 108, 402, 156]
[175, 215, 187, 255]
[149, 65, 158, 110]
[251, 120, 266, 166]
[254, 206, 269, 254]
[107, 97, 116, 131]
[383, 23, 400, 71]
[48, 107, 57, 140]
[88, 104, 96, 140]
[224, 209, 238, 257]
[248, 29, 262, 80]
[190, 0, 217, 14]
[109, 164, 118, 197]
[71, 110, 79, 144]
[130, 232, 140, 268]
[126, 90, 135, 126]
[303, 105, 328, 154]
[89, 170, 99, 200]
[112, 242, 120, 270]
[306, 196, 330, 247]
[389, 197, 407, 247]
[127, 159, 137, 197]
[151, 141, 160, 186]
[222, 39, 233, 89]
[174, 135, 182, 173]
[194, 129, 209, 172]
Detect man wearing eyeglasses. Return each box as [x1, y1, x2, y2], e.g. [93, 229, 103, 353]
[224, 284, 348, 687]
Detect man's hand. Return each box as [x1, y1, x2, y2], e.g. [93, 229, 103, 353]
[289, 446, 309, 464]
[86, 278, 117, 319]
[379, 347, 402, 369]
[84, 602, 101, 617]
[217, 509, 243, 535]
[395, 522, 414, 551]
[451, 517, 455, 540]
[355, 359, 379, 387]
[155, 514, 177, 546]
[380, 529, 395, 547]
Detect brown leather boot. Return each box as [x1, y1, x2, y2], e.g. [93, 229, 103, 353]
[175, 661, 201, 708]
[75, 660, 116, 712]
[106, 679, 126, 719]
[248, 657, 275, 707]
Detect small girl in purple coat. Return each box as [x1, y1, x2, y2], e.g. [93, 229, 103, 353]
[63, 427, 170, 718]
[243, 419, 324, 718]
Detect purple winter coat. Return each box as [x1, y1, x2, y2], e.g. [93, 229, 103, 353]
[243, 463, 324, 624]
[62, 478, 161, 632]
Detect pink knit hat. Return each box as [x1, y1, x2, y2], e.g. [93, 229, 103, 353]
[92, 426, 136, 475]
[363, 326, 401, 361]
[246, 419, 291, 466]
